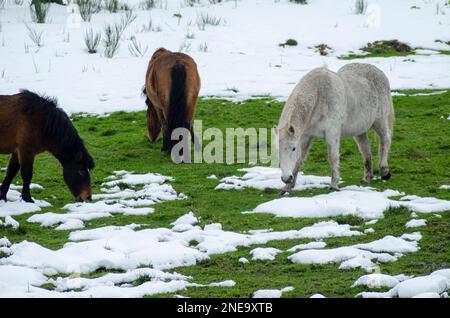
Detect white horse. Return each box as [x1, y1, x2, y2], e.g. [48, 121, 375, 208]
[277, 63, 394, 193]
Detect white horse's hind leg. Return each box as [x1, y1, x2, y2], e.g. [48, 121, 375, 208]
[354, 132, 373, 183]
[326, 133, 341, 190]
[373, 119, 392, 180]
[281, 135, 314, 193]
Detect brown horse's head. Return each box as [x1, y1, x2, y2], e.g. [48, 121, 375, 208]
[62, 149, 94, 202]
[19, 90, 95, 202]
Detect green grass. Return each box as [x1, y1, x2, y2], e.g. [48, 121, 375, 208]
[1, 90, 449, 298]
[340, 40, 415, 60]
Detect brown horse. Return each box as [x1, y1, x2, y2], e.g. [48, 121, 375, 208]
[0, 90, 94, 203]
[143, 48, 201, 152]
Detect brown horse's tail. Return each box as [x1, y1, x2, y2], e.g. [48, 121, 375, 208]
[164, 63, 188, 151]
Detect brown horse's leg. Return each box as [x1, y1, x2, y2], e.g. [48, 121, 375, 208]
[0, 152, 20, 201]
[146, 101, 161, 142]
[18, 153, 35, 203]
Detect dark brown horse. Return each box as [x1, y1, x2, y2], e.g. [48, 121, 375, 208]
[143, 48, 201, 152]
[0, 90, 94, 203]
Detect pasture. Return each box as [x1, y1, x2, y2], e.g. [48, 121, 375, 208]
[1, 90, 449, 297]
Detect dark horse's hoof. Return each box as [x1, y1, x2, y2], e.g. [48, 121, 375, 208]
[381, 172, 392, 180]
[279, 190, 287, 195]
[22, 196, 35, 204]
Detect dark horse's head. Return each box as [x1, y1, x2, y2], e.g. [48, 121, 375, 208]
[22, 90, 95, 202]
[59, 146, 95, 202]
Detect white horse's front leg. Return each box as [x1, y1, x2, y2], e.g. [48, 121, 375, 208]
[326, 134, 340, 190]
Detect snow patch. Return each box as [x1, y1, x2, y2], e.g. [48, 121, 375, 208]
[253, 286, 294, 298]
[216, 167, 330, 191]
[250, 247, 281, 261]
[405, 219, 427, 228]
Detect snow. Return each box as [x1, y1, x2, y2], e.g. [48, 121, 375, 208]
[2, 220, 361, 275]
[288, 235, 419, 271]
[27, 172, 183, 229]
[412, 292, 441, 298]
[1, 216, 20, 229]
[250, 247, 281, 261]
[0, 265, 48, 296]
[251, 185, 401, 219]
[405, 219, 427, 228]
[250, 185, 450, 219]
[364, 228, 375, 234]
[253, 286, 294, 298]
[1, 1, 450, 115]
[400, 232, 423, 241]
[216, 167, 330, 191]
[0, 216, 361, 297]
[287, 241, 327, 252]
[0, 187, 51, 217]
[171, 211, 199, 226]
[50, 267, 189, 292]
[0, 214, 365, 296]
[238, 257, 249, 264]
[399, 195, 450, 214]
[358, 268, 450, 298]
[439, 185, 450, 190]
[0, 237, 11, 255]
[310, 293, 326, 298]
[101, 171, 173, 187]
[352, 274, 400, 288]
[0, 237, 11, 247]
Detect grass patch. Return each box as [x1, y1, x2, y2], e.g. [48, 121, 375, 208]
[340, 40, 414, 60]
[0, 91, 449, 297]
[279, 39, 298, 48]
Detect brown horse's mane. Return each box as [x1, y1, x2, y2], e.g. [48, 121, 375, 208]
[19, 90, 94, 169]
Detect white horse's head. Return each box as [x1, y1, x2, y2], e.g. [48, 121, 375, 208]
[277, 124, 302, 185]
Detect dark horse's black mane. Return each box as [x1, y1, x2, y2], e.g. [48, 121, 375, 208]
[20, 90, 94, 169]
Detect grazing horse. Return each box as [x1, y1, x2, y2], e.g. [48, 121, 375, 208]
[0, 90, 94, 203]
[143, 48, 201, 153]
[277, 63, 394, 193]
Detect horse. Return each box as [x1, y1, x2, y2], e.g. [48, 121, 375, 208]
[276, 63, 394, 193]
[0, 90, 94, 203]
[143, 48, 201, 153]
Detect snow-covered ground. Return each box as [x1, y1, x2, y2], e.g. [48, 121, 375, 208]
[1, 0, 450, 114]
[1, 166, 449, 297]
[217, 167, 450, 219]
[357, 269, 450, 298]
[1, 0, 449, 298]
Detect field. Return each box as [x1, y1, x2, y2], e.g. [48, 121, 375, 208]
[1, 0, 450, 299]
[1, 90, 449, 297]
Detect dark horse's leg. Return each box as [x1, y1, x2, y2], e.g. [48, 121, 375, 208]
[0, 152, 20, 201]
[19, 154, 35, 203]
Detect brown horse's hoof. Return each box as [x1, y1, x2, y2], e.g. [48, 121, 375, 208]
[279, 190, 288, 195]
